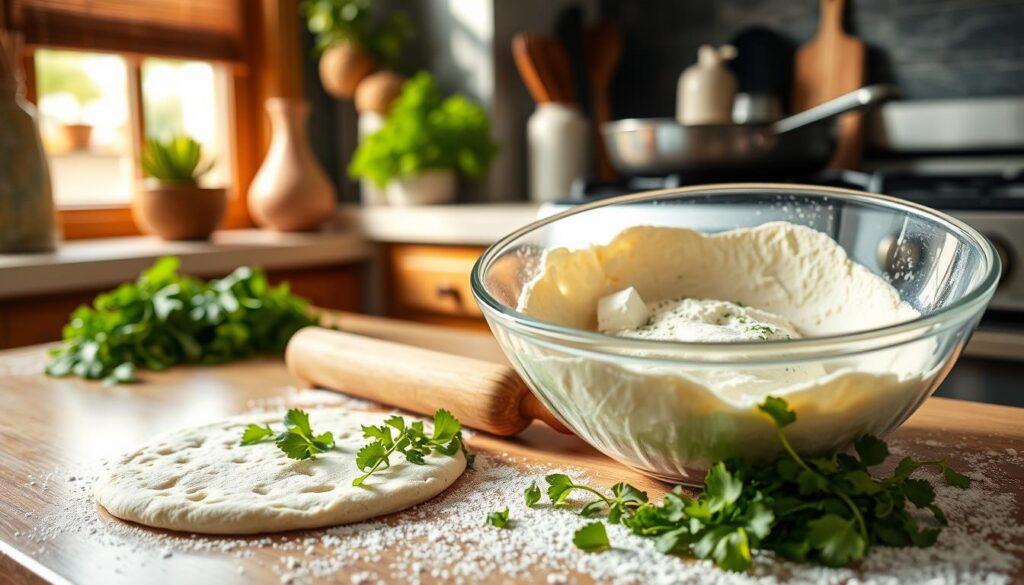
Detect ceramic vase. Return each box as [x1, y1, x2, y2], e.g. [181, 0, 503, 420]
[248, 98, 336, 232]
[132, 180, 226, 241]
[0, 31, 57, 253]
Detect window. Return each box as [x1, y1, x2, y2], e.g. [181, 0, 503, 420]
[6, 0, 292, 239]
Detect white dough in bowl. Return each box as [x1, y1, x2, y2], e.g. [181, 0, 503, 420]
[512, 222, 939, 480]
[94, 409, 466, 534]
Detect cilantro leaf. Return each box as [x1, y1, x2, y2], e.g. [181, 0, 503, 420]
[486, 508, 510, 528]
[902, 478, 936, 507]
[573, 522, 610, 552]
[546, 474, 575, 505]
[758, 396, 796, 428]
[854, 435, 889, 466]
[807, 514, 867, 567]
[283, 409, 312, 435]
[704, 462, 742, 512]
[356, 441, 388, 472]
[240, 423, 275, 446]
[431, 409, 461, 444]
[524, 481, 541, 508]
[942, 464, 971, 489]
[276, 432, 320, 460]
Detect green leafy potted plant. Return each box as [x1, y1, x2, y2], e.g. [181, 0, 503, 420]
[132, 136, 226, 241]
[349, 72, 498, 205]
[301, 0, 412, 99]
[35, 51, 101, 151]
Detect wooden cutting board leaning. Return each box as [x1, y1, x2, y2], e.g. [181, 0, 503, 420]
[792, 0, 867, 169]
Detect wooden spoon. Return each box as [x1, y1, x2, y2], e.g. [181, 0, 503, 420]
[585, 20, 623, 180]
[513, 34, 552, 104]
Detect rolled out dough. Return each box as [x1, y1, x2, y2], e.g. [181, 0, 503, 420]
[94, 409, 466, 534]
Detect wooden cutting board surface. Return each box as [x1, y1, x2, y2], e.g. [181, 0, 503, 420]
[792, 0, 866, 169]
[0, 319, 1022, 584]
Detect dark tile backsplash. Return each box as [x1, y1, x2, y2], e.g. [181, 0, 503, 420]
[606, 0, 1024, 119]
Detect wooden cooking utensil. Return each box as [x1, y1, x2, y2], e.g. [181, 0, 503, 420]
[513, 34, 552, 104]
[791, 0, 866, 169]
[526, 35, 575, 104]
[585, 20, 623, 181]
[286, 326, 572, 436]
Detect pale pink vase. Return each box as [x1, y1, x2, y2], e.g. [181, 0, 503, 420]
[248, 98, 337, 232]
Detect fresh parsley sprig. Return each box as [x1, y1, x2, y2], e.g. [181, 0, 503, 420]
[486, 508, 510, 528]
[529, 396, 970, 573]
[352, 409, 472, 486]
[240, 409, 335, 460]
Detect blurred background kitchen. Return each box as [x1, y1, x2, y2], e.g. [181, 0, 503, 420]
[1, 0, 1022, 405]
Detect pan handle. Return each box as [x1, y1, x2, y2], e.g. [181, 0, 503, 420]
[772, 84, 899, 135]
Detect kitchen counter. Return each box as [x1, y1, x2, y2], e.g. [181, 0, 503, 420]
[0, 229, 372, 300]
[345, 203, 544, 245]
[0, 316, 1022, 584]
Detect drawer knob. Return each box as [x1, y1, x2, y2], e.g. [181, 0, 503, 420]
[436, 284, 462, 305]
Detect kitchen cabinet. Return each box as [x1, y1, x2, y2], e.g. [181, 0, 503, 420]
[0, 264, 363, 350]
[385, 244, 489, 329]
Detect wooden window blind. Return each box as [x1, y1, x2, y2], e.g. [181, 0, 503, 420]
[10, 0, 245, 61]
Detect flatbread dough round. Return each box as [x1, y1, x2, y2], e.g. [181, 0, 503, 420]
[94, 409, 467, 534]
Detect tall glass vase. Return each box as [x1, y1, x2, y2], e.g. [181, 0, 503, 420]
[0, 31, 57, 253]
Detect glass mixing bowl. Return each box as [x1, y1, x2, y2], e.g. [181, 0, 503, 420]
[471, 184, 1000, 484]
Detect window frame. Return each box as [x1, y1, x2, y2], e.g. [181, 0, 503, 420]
[15, 0, 296, 240]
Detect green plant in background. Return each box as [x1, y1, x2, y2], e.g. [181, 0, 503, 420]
[349, 72, 498, 187]
[46, 257, 318, 384]
[35, 50, 102, 115]
[141, 136, 213, 184]
[301, 0, 412, 66]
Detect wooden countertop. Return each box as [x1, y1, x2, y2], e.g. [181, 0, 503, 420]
[1, 339, 1022, 584]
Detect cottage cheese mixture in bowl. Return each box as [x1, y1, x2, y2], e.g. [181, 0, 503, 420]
[511, 222, 937, 481]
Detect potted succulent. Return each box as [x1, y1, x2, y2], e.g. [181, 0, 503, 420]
[35, 52, 101, 151]
[132, 136, 226, 241]
[348, 72, 498, 206]
[301, 0, 411, 99]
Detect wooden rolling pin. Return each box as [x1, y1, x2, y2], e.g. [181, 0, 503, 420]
[285, 326, 571, 436]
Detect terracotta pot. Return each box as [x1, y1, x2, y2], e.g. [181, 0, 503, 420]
[385, 170, 457, 206]
[132, 181, 226, 241]
[60, 123, 92, 151]
[319, 42, 376, 100]
[354, 70, 404, 115]
[248, 98, 337, 231]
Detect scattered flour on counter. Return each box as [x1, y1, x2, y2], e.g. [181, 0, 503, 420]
[19, 438, 1024, 585]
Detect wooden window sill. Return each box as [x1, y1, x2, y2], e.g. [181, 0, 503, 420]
[0, 228, 371, 300]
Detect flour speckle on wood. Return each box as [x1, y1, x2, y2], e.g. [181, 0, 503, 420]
[18, 436, 1024, 584]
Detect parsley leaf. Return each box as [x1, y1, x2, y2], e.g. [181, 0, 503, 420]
[524, 481, 541, 508]
[573, 522, 610, 551]
[807, 514, 867, 567]
[486, 508, 510, 528]
[854, 435, 890, 466]
[758, 396, 796, 428]
[240, 423, 275, 446]
[240, 409, 334, 461]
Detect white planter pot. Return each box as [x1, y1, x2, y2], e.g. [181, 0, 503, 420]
[385, 170, 457, 206]
[357, 112, 387, 206]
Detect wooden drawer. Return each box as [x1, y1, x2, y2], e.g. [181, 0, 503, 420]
[387, 245, 485, 321]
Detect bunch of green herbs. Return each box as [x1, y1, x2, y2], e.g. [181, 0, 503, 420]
[348, 72, 498, 187]
[522, 396, 969, 572]
[46, 257, 316, 383]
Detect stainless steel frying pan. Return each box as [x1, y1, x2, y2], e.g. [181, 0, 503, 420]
[602, 84, 897, 177]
